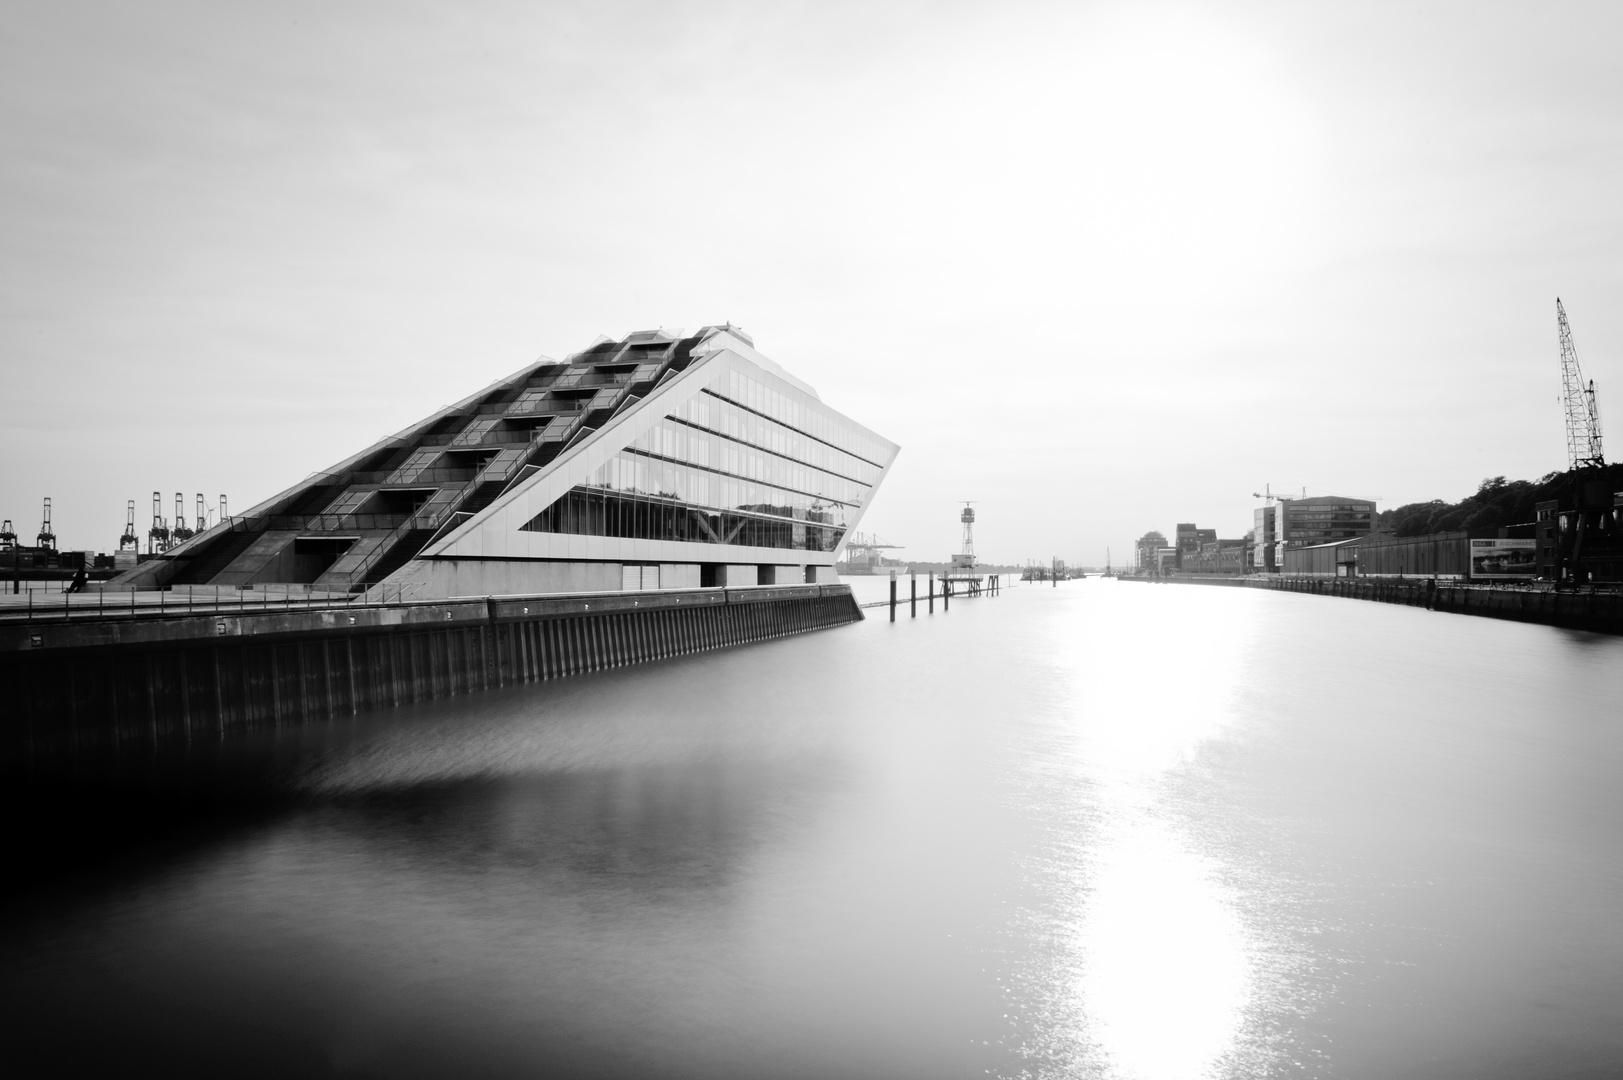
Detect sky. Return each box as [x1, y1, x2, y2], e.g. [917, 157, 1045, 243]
[4, 0, 1623, 564]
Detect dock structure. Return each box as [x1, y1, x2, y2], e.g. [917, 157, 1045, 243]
[1123, 574, 1623, 635]
[3, 323, 899, 769]
[1, 584, 861, 768]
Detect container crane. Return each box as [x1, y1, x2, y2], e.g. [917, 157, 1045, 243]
[147, 491, 169, 554]
[119, 500, 138, 551]
[37, 497, 56, 551]
[1557, 298, 1605, 470]
[171, 492, 194, 544]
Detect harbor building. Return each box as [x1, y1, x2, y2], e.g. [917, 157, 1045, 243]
[1181, 537, 1250, 575]
[112, 326, 899, 598]
[1174, 523, 1216, 570]
[1272, 495, 1376, 569]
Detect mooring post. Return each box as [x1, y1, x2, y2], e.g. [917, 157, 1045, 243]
[889, 572, 896, 622]
[910, 574, 917, 618]
[944, 578, 950, 611]
[928, 572, 934, 613]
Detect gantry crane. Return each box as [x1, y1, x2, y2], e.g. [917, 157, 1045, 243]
[147, 491, 169, 554]
[1557, 298, 1605, 470]
[37, 497, 56, 551]
[119, 500, 138, 551]
[171, 492, 194, 544]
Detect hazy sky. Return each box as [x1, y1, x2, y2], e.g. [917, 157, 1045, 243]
[5, 1, 1622, 562]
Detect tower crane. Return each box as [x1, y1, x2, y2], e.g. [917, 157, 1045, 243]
[1557, 298, 1605, 470]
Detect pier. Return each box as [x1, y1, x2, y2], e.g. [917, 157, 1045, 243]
[1, 583, 861, 768]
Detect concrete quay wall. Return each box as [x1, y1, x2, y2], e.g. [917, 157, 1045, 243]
[0, 585, 861, 769]
[1123, 575, 1623, 635]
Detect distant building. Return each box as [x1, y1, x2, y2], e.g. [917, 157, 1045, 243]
[1273, 496, 1376, 569]
[1253, 505, 1277, 572]
[1135, 531, 1167, 574]
[1182, 538, 1248, 575]
[1174, 523, 1216, 570]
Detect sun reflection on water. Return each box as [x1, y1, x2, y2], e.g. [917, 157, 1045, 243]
[1022, 585, 1269, 1079]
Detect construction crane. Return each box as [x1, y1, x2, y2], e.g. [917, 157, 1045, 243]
[1557, 298, 1605, 470]
[119, 500, 138, 551]
[37, 497, 56, 551]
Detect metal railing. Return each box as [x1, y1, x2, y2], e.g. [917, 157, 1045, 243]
[257, 513, 412, 532]
[0, 582, 405, 625]
[347, 508, 449, 587]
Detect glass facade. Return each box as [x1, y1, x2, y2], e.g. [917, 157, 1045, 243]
[521, 370, 893, 553]
[1275, 500, 1376, 562]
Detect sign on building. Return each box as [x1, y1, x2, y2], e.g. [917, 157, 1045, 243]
[1468, 539, 1536, 580]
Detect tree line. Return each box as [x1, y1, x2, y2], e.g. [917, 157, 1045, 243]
[1377, 464, 1623, 537]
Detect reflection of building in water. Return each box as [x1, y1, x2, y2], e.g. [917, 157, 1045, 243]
[836, 532, 906, 575]
[112, 325, 899, 597]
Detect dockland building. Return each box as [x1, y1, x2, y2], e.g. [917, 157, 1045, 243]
[113, 326, 899, 598]
[1271, 496, 1376, 569]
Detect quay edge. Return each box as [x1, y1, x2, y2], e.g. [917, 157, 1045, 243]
[0, 584, 861, 770]
[1121, 575, 1623, 636]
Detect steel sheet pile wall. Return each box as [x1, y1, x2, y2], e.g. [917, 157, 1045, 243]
[0, 586, 860, 769]
[1130, 574, 1623, 635]
[1281, 543, 1345, 577]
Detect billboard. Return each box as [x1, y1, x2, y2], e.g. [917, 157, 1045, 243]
[1469, 538, 1537, 580]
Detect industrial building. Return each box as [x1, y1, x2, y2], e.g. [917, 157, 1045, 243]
[1533, 469, 1623, 584]
[1181, 538, 1250, 575]
[1173, 523, 1216, 570]
[1281, 529, 1545, 581]
[111, 326, 898, 598]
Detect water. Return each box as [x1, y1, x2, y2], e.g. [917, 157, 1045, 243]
[4, 579, 1623, 1079]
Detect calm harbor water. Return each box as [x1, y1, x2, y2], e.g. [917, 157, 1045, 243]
[4, 578, 1623, 1078]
